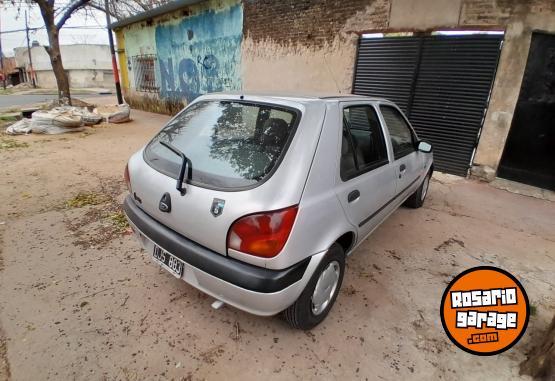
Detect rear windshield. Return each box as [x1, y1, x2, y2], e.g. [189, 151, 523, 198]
[144, 100, 299, 189]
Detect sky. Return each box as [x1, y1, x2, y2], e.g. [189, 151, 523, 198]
[1, 3, 110, 57]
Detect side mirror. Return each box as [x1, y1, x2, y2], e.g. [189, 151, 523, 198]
[418, 141, 432, 153]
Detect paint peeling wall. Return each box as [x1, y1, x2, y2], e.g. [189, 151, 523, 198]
[118, 0, 242, 104]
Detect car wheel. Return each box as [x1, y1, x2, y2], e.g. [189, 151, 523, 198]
[283, 243, 345, 330]
[404, 171, 431, 209]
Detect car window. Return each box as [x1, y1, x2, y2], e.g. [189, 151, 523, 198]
[380, 106, 415, 159]
[144, 100, 299, 189]
[341, 105, 388, 181]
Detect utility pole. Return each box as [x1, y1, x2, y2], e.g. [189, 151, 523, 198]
[0, 11, 6, 90]
[25, 10, 36, 88]
[105, 0, 123, 104]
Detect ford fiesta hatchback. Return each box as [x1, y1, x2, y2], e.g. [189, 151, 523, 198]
[123, 93, 433, 329]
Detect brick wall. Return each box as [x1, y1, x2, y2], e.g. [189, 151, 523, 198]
[460, 0, 555, 26]
[244, 0, 555, 44]
[243, 0, 390, 46]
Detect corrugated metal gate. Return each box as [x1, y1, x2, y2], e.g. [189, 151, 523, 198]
[353, 35, 503, 176]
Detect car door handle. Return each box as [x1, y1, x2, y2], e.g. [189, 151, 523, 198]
[399, 164, 406, 178]
[348, 190, 360, 203]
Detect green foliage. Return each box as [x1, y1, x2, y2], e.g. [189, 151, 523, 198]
[66, 192, 110, 208]
[0, 137, 29, 150]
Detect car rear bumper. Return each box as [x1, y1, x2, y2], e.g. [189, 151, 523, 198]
[123, 196, 324, 316]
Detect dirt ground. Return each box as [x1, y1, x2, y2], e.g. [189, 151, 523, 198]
[0, 98, 554, 381]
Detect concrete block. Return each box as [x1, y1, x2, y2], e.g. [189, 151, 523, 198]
[470, 164, 496, 182]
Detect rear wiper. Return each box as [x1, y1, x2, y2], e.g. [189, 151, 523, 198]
[160, 141, 191, 195]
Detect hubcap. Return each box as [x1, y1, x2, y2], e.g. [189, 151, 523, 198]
[311, 261, 341, 315]
[421, 175, 430, 201]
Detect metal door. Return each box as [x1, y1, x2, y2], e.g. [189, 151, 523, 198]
[353, 34, 503, 176]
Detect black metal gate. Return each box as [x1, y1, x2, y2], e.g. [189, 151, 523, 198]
[497, 32, 555, 191]
[353, 35, 503, 176]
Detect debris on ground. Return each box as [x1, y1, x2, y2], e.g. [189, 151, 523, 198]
[64, 179, 130, 249]
[5, 119, 32, 135]
[102, 103, 131, 123]
[12, 82, 34, 90]
[30, 108, 87, 134]
[4, 103, 131, 135]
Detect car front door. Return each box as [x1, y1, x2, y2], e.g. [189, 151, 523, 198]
[335, 103, 397, 240]
[378, 104, 422, 199]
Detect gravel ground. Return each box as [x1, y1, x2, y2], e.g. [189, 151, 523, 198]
[0, 99, 553, 380]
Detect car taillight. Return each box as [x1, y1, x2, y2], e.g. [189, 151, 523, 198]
[227, 206, 298, 258]
[124, 163, 131, 193]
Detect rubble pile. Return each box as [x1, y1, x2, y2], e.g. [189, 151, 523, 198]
[5, 104, 131, 135]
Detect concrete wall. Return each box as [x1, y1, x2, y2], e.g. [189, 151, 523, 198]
[14, 44, 114, 88]
[14, 44, 112, 71]
[34, 69, 115, 88]
[118, 0, 242, 103]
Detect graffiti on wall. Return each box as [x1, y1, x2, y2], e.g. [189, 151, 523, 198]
[155, 3, 243, 102]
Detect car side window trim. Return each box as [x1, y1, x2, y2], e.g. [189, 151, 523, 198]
[340, 103, 390, 182]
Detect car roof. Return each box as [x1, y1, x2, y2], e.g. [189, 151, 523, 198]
[204, 91, 390, 104]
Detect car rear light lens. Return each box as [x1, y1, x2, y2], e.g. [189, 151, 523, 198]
[124, 163, 131, 193]
[227, 206, 298, 258]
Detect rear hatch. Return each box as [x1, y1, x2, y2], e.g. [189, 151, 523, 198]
[128, 97, 305, 256]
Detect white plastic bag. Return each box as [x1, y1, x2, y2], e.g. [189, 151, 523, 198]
[5, 119, 32, 135]
[107, 104, 131, 123]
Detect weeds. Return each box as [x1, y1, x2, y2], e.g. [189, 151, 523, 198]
[0, 115, 19, 122]
[0, 137, 29, 151]
[64, 179, 130, 249]
[108, 210, 129, 233]
[66, 192, 110, 208]
[530, 304, 537, 316]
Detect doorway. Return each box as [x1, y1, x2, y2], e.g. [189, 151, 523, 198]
[497, 32, 555, 190]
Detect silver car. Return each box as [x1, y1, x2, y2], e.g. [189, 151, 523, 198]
[123, 93, 433, 329]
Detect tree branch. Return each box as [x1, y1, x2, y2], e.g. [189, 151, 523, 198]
[55, 0, 91, 29]
[87, 2, 120, 20]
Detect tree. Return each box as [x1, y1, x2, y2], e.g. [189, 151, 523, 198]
[23, 0, 169, 103]
[34, 0, 91, 102]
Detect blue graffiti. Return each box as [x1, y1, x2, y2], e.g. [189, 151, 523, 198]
[155, 4, 243, 102]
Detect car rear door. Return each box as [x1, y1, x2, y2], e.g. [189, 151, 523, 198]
[335, 102, 397, 239]
[378, 104, 422, 198]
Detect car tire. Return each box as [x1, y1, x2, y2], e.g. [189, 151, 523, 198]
[283, 243, 345, 330]
[404, 170, 432, 209]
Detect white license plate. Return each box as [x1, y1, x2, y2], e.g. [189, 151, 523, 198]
[152, 245, 184, 278]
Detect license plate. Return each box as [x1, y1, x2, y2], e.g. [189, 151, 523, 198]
[152, 245, 184, 278]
